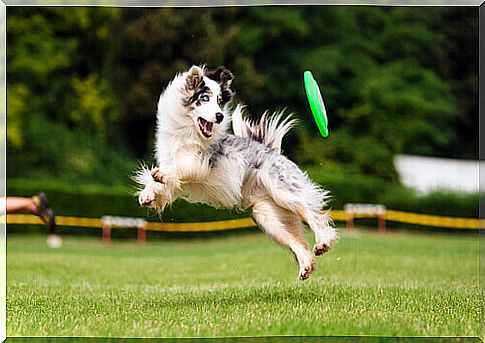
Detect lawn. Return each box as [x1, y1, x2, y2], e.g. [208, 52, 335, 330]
[6, 228, 482, 338]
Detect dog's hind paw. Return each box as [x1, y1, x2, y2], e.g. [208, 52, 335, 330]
[313, 243, 331, 256]
[298, 259, 315, 281]
[299, 266, 313, 281]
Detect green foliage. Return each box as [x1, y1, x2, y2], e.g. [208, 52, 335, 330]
[379, 190, 479, 218]
[6, 84, 28, 148]
[6, 7, 478, 183]
[7, 179, 247, 222]
[282, 8, 458, 178]
[304, 164, 390, 208]
[7, 10, 74, 83]
[107, 7, 258, 155]
[69, 73, 118, 138]
[316, 61, 455, 179]
[7, 8, 127, 183]
[437, 9, 478, 159]
[303, 165, 478, 218]
[7, 115, 135, 184]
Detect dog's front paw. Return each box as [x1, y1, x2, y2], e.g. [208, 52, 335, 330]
[150, 167, 165, 184]
[138, 192, 154, 207]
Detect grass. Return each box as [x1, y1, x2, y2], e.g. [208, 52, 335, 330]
[6, 228, 482, 338]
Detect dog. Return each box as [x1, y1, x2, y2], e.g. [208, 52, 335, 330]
[135, 65, 337, 280]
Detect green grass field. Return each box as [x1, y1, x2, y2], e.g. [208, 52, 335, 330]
[6, 228, 482, 338]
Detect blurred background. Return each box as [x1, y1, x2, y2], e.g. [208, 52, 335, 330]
[6, 6, 479, 223]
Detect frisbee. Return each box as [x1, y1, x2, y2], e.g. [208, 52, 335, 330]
[304, 71, 329, 137]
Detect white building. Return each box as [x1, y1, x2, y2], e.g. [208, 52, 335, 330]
[394, 154, 481, 194]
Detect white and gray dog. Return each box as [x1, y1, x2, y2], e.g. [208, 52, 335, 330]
[135, 65, 337, 280]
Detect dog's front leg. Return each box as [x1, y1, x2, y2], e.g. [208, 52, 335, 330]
[149, 166, 182, 203]
[150, 167, 165, 184]
[150, 153, 209, 190]
[175, 154, 210, 184]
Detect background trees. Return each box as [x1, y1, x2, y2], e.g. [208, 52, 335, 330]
[7, 7, 478, 184]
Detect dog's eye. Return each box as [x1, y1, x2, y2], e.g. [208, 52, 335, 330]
[200, 94, 210, 102]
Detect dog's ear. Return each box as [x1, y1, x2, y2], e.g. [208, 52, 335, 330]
[186, 65, 204, 91]
[205, 66, 235, 105]
[205, 66, 233, 87]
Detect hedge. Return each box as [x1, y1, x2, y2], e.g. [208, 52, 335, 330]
[304, 165, 478, 218]
[6, 179, 247, 223]
[6, 167, 479, 223]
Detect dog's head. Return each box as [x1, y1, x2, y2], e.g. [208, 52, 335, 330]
[182, 65, 234, 142]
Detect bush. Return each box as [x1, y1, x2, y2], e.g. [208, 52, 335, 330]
[304, 164, 392, 208]
[379, 190, 479, 218]
[7, 167, 479, 224]
[7, 114, 136, 185]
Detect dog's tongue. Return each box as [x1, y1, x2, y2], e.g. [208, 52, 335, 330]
[204, 121, 213, 132]
[198, 117, 213, 137]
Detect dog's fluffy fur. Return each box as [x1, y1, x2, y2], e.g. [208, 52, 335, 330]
[135, 65, 337, 280]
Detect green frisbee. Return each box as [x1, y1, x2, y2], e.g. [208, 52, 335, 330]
[304, 71, 329, 137]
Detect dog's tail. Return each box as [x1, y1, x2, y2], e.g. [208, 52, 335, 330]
[232, 104, 297, 154]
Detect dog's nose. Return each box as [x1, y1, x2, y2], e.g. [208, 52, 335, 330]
[215, 112, 224, 124]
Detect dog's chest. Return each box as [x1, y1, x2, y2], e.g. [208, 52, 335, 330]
[182, 155, 246, 208]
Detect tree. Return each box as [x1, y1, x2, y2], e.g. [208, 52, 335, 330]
[236, 7, 460, 179]
[7, 7, 133, 183]
[7, 7, 477, 183]
[107, 7, 260, 157]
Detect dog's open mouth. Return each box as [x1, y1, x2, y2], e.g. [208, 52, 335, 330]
[197, 117, 213, 138]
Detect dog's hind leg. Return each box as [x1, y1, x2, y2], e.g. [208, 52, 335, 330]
[257, 173, 336, 255]
[296, 205, 337, 256]
[250, 197, 315, 280]
[258, 176, 337, 256]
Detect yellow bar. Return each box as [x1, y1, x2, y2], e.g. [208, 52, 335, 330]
[147, 217, 256, 232]
[385, 210, 479, 229]
[6, 214, 101, 228]
[329, 210, 346, 221]
[5, 209, 481, 231]
[6, 214, 43, 225]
